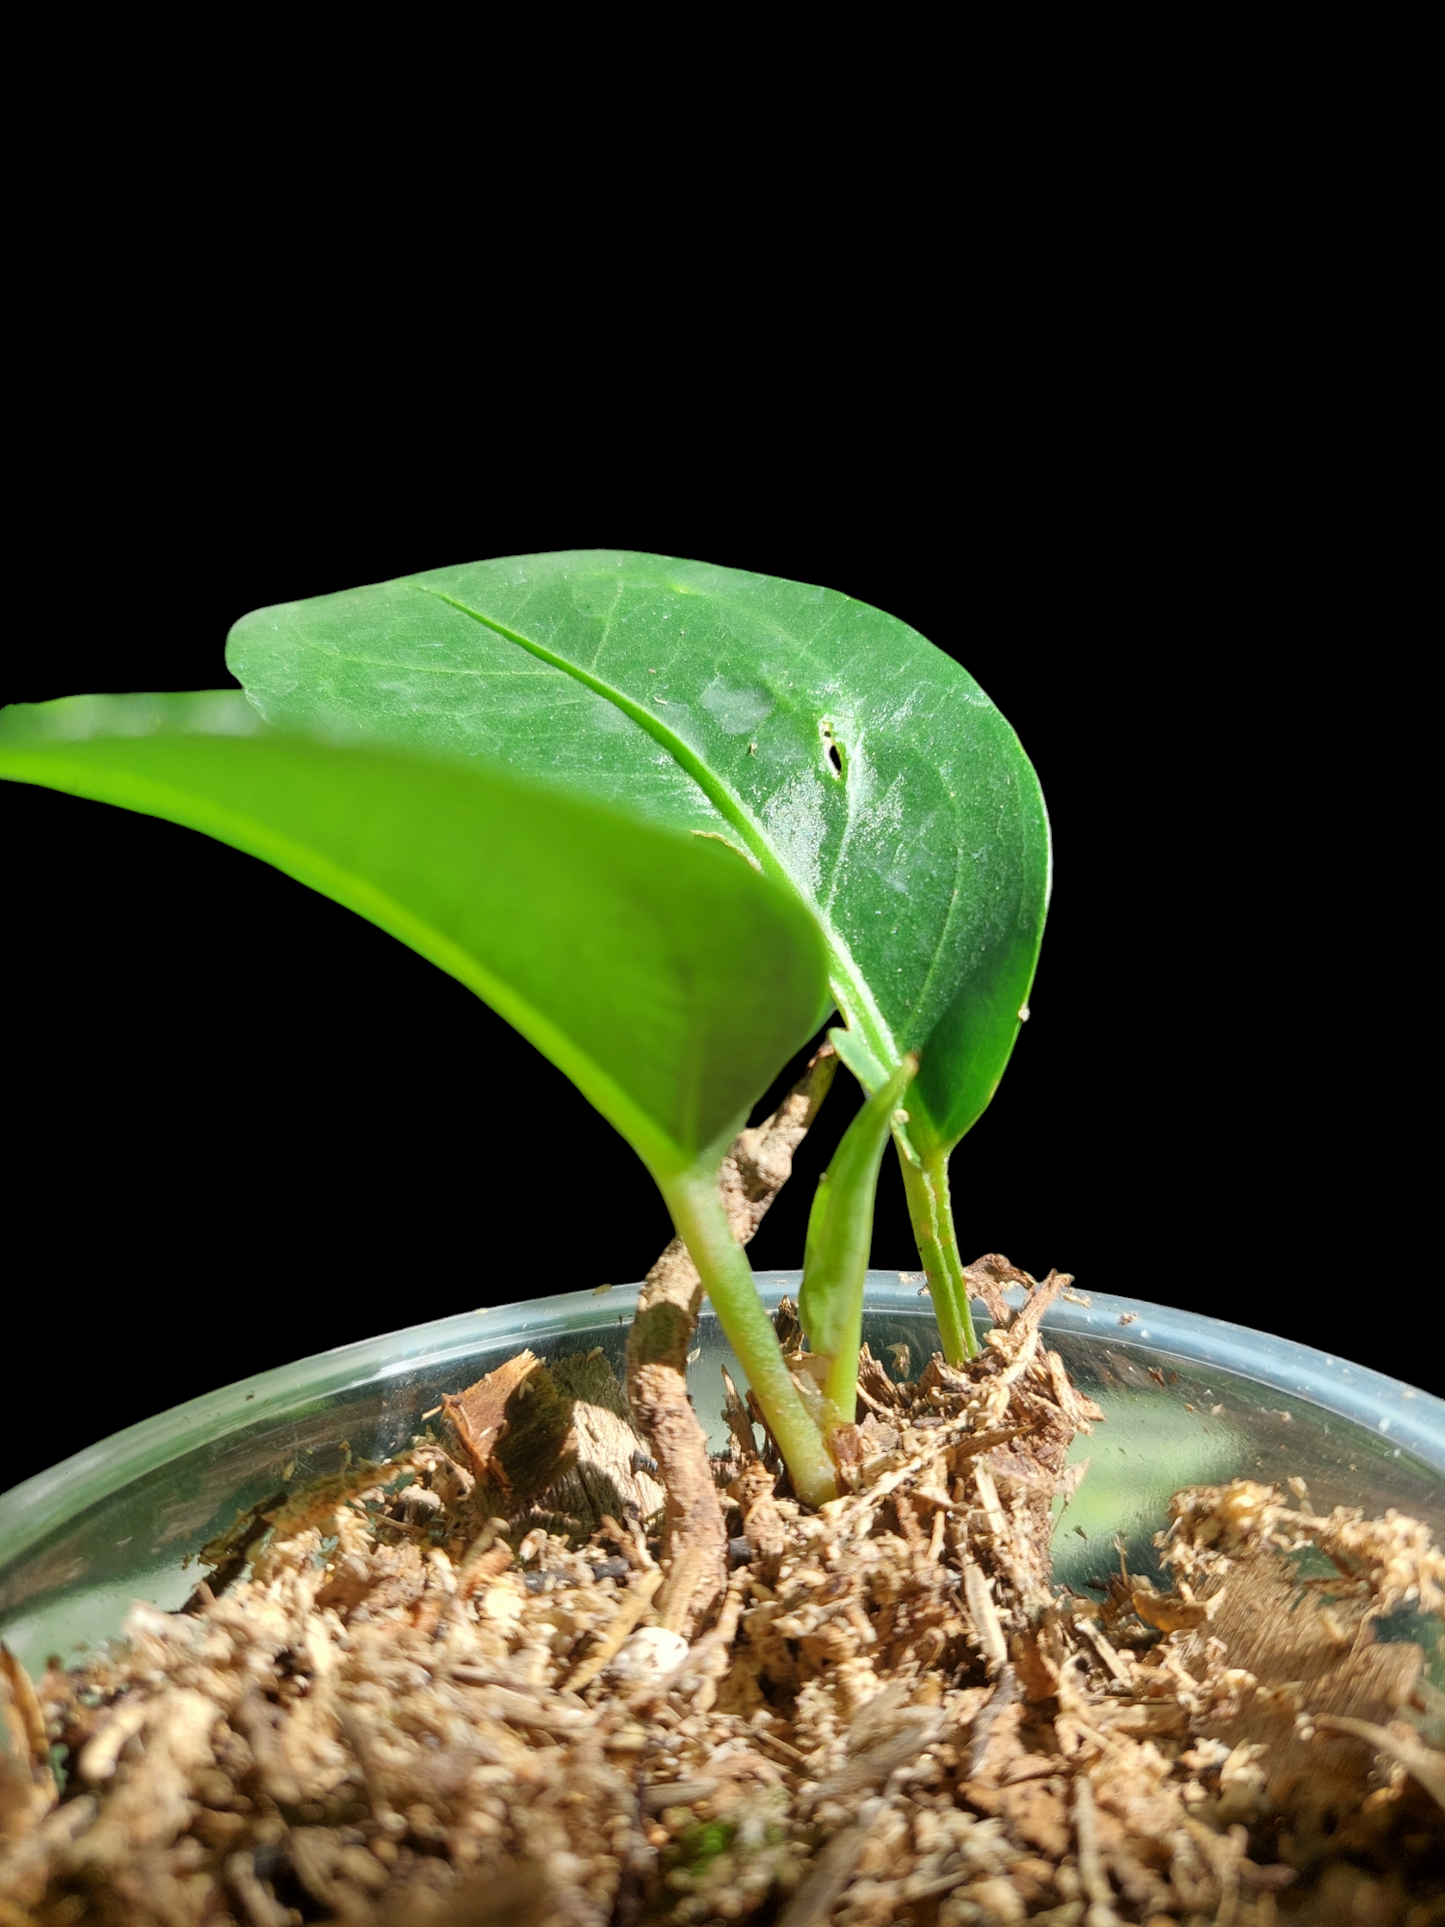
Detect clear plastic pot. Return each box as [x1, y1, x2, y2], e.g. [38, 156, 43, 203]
[2, 1273, 1442, 1679]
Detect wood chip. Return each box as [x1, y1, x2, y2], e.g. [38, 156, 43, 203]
[963, 1559, 1008, 1673]
[441, 1351, 538, 1478]
[774, 1799, 885, 1927]
[566, 1568, 664, 1690]
[1072, 1776, 1119, 1925]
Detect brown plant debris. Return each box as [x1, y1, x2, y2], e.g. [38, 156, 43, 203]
[440, 1350, 667, 1552]
[4, 1264, 1443, 1924]
[441, 1353, 540, 1485]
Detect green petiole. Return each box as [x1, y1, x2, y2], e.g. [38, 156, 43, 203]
[828, 1019, 980, 1367]
[897, 1145, 978, 1364]
[798, 1053, 919, 1438]
[661, 1163, 840, 1509]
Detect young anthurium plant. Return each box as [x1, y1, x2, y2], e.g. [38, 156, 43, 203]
[0, 552, 1049, 1508]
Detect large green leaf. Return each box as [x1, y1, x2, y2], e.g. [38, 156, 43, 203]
[227, 551, 1050, 1157]
[0, 691, 831, 1182]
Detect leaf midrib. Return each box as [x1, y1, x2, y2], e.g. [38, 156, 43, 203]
[411, 583, 900, 1070]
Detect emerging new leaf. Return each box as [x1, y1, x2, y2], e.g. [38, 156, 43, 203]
[798, 1055, 917, 1433]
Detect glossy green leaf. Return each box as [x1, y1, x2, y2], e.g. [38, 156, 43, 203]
[0, 691, 831, 1183]
[227, 550, 1050, 1160]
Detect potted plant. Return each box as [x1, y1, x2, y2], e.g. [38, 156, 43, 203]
[2, 553, 1441, 1924]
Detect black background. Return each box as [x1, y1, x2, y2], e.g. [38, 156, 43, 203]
[1, 324, 1425, 1499]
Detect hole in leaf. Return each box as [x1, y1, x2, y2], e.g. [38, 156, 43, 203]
[819, 720, 845, 779]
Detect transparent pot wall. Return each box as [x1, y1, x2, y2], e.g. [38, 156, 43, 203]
[2, 1274, 1443, 1680]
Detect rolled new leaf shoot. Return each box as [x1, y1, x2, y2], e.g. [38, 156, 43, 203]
[827, 1025, 979, 1363]
[798, 1054, 917, 1439]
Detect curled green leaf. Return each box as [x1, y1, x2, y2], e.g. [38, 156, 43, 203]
[0, 691, 831, 1184]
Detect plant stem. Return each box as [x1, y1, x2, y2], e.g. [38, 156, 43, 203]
[897, 1144, 978, 1364]
[663, 1167, 839, 1509]
[822, 1352, 860, 1440]
[930, 1146, 978, 1361]
[799, 1054, 917, 1438]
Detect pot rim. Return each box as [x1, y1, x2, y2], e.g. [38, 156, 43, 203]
[2, 1272, 1441, 1572]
